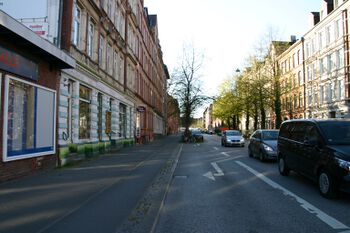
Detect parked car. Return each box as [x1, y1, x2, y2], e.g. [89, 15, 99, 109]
[191, 129, 204, 142]
[221, 130, 245, 147]
[277, 119, 350, 198]
[248, 129, 279, 161]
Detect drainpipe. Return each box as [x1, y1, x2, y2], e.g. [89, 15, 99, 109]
[301, 36, 307, 119]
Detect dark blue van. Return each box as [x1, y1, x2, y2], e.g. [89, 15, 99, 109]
[277, 119, 350, 198]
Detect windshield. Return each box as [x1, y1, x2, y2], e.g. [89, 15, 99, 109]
[191, 130, 202, 135]
[262, 131, 279, 140]
[318, 121, 350, 145]
[226, 131, 241, 136]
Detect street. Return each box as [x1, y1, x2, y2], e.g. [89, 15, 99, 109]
[0, 134, 349, 233]
[155, 134, 350, 233]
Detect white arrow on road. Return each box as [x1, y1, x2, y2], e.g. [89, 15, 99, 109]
[203, 162, 224, 181]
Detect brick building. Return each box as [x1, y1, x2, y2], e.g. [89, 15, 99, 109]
[0, 10, 75, 181]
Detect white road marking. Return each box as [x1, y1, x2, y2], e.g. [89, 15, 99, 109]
[213, 147, 219, 150]
[211, 162, 224, 176]
[236, 161, 350, 231]
[221, 152, 230, 157]
[203, 171, 215, 181]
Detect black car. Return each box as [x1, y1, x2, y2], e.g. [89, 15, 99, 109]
[248, 129, 279, 161]
[277, 119, 350, 198]
[190, 129, 204, 142]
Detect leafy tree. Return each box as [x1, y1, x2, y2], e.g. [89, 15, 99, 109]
[168, 44, 209, 141]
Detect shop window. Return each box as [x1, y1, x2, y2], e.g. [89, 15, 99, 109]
[67, 80, 74, 142]
[79, 85, 91, 139]
[3, 76, 56, 161]
[105, 98, 112, 139]
[119, 103, 126, 138]
[98, 93, 103, 141]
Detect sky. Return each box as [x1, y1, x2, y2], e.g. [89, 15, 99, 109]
[144, 0, 321, 115]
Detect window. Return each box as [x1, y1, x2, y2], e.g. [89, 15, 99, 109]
[105, 98, 112, 138]
[119, 54, 124, 84]
[67, 80, 74, 142]
[87, 20, 95, 58]
[319, 57, 324, 76]
[327, 83, 332, 102]
[333, 80, 338, 100]
[290, 123, 308, 142]
[107, 43, 112, 75]
[3, 76, 56, 161]
[98, 93, 103, 141]
[73, 4, 81, 47]
[326, 25, 331, 45]
[338, 48, 344, 68]
[318, 32, 323, 50]
[306, 43, 310, 58]
[308, 89, 312, 106]
[119, 103, 126, 138]
[339, 79, 345, 99]
[307, 65, 312, 81]
[79, 85, 91, 139]
[335, 19, 341, 39]
[99, 35, 105, 68]
[113, 50, 119, 80]
[327, 54, 332, 73]
[320, 85, 325, 103]
[298, 71, 302, 85]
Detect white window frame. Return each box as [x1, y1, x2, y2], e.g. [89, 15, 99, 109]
[99, 35, 105, 68]
[87, 20, 95, 58]
[3, 75, 56, 162]
[73, 4, 81, 47]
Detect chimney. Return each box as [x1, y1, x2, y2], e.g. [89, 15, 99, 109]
[310, 12, 320, 26]
[291, 35, 297, 43]
[325, 0, 334, 14]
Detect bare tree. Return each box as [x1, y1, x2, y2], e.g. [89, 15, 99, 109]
[168, 44, 208, 141]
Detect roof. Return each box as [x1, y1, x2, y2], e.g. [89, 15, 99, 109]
[0, 10, 75, 69]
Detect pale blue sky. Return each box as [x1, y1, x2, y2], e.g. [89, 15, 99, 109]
[144, 0, 321, 98]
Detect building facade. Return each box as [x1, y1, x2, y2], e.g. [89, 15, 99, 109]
[0, 0, 168, 166]
[58, 0, 168, 164]
[273, 0, 350, 125]
[0, 10, 75, 181]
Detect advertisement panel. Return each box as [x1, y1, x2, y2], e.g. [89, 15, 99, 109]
[0, 0, 59, 44]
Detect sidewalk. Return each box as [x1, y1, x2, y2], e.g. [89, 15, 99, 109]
[0, 135, 181, 233]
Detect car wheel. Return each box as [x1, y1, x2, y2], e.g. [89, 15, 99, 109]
[278, 156, 290, 176]
[318, 170, 337, 198]
[259, 151, 265, 162]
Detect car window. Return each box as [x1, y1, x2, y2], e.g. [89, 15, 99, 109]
[262, 131, 279, 140]
[289, 123, 307, 142]
[255, 131, 261, 139]
[226, 131, 241, 136]
[318, 121, 350, 145]
[304, 126, 320, 145]
[191, 130, 202, 135]
[279, 123, 292, 139]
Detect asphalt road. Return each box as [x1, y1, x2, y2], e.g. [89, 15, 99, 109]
[154, 134, 350, 233]
[0, 135, 181, 233]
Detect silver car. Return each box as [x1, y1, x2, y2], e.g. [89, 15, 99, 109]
[221, 130, 245, 147]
